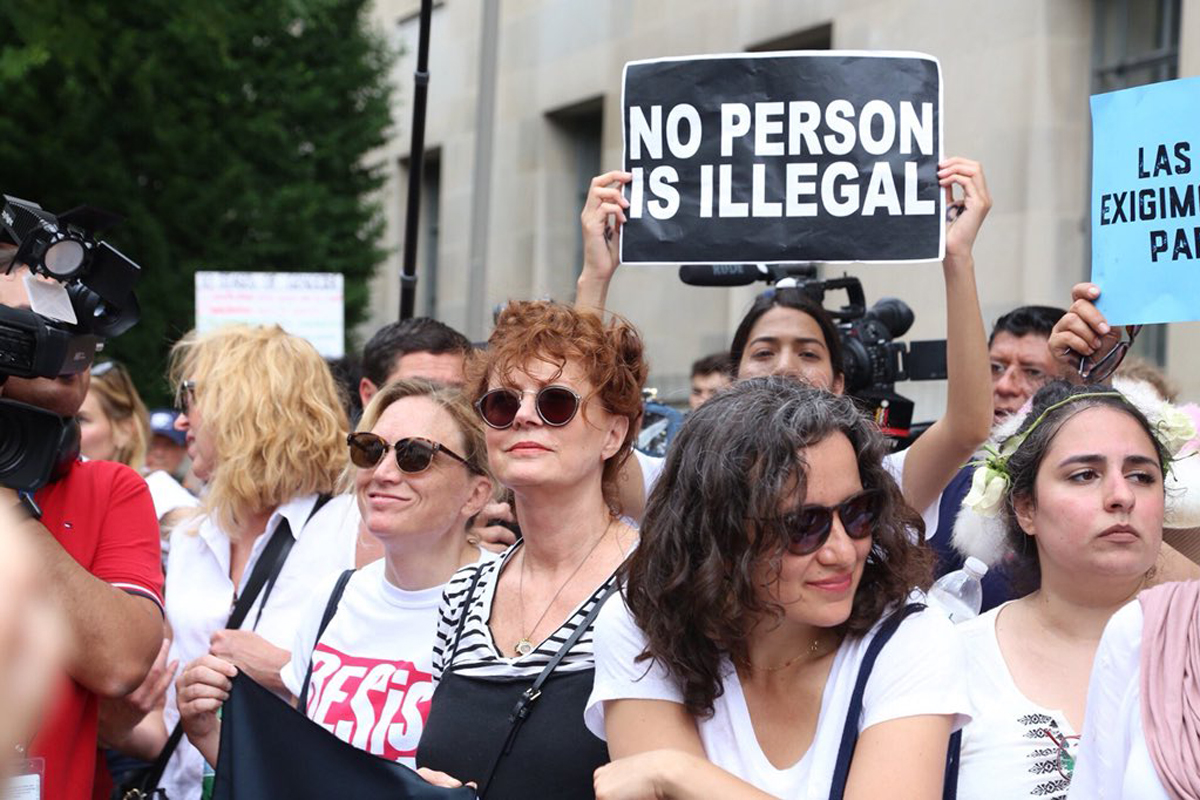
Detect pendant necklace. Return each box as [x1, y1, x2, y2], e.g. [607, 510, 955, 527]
[514, 522, 611, 656]
[748, 632, 834, 672]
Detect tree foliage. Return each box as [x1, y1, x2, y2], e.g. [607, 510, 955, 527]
[0, 0, 394, 403]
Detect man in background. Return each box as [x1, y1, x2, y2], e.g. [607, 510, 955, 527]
[358, 317, 472, 406]
[688, 351, 732, 411]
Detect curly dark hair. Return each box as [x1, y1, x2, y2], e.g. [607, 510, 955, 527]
[998, 380, 1167, 596]
[623, 377, 933, 718]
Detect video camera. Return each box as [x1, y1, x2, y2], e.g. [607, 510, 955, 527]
[680, 263, 947, 444]
[0, 194, 142, 492]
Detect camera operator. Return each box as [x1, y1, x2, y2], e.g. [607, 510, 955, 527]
[577, 159, 994, 520]
[0, 254, 164, 799]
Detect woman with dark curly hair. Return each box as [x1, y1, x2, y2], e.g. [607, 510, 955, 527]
[416, 300, 647, 799]
[587, 377, 968, 799]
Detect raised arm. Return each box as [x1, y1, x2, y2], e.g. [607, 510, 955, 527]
[576, 170, 631, 314]
[898, 158, 993, 514]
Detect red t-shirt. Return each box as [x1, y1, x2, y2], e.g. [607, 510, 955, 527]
[30, 459, 164, 800]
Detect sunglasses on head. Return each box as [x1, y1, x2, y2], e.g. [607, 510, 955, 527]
[475, 385, 581, 430]
[771, 489, 882, 556]
[347, 432, 481, 475]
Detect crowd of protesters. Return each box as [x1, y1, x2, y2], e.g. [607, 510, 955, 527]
[2, 155, 1199, 800]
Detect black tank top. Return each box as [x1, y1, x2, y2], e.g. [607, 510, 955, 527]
[417, 567, 613, 799]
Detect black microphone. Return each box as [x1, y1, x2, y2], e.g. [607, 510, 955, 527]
[677, 264, 771, 287]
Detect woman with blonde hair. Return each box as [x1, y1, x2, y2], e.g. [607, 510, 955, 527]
[175, 378, 497, 770]
[80, 360, 198, 534]
[114, 324, 362, 800]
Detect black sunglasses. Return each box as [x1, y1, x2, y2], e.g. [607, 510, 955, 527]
[475, 385, 581, 430]
[177, 380, 197, 414]
[347, 433, 481, 475]
[1077, 325, 1142, 383]
[771, 489, 882, 556]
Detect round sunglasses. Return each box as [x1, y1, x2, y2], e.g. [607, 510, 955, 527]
[475, 385, 581, 430]
[771, 489, 882, 556]
[347, 433, 482, 475]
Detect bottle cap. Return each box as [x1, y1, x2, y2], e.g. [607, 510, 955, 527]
[964, 556, 989, 578]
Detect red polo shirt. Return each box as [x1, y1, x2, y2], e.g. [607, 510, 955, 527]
[30, 459, 164, 800]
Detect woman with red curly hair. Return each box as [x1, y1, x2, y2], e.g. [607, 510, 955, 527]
[416, 300, 647, 799]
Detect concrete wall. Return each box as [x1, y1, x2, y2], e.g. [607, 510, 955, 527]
[362, 0, 1198, 411]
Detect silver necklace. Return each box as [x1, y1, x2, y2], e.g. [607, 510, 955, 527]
[514, 522, 611, 656]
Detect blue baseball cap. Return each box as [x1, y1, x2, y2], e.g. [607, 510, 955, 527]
[149, 409, 187, 446]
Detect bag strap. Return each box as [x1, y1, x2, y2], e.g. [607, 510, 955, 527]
[297, 568, 356, 712]
[144, 493, 334, 782]
[125, 724, 185, 796]
[445, 564, 486, 667]
[249, 493, 333, 630]
[828, 603, 923, 800]
[477, 577, 620, 798]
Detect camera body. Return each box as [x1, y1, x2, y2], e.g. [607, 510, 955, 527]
[679, 263, 947, 444]
[0, 195, 142, 492]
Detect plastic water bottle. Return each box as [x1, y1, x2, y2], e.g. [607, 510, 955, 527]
[928, 557, 988, 623]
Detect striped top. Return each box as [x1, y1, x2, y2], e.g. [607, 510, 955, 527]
[432, 542, 620, 680]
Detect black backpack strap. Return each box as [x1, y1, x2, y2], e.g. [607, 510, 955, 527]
[297, 568, 356, 712]
[249, 493, 332, 630]
[828, 603, 925, 800]
[125, 723, 185, 796]
[137, 494, 336, 788]
[477, 577, 620, 797]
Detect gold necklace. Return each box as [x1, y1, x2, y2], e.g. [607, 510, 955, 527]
[749, 633, 833, 672]
[514, 522, 611, 656]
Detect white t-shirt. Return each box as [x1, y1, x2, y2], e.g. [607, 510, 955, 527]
[957, 604, 1081, 800]
[634, 449, 665, 500]
[584, 594, 969, 798]
[281, 551, 495, 768]
[143, 468, 199, 520]
[161, 492, 360, 800]
[883, 448, 941, 537]
[1067, 601, 1169, 800]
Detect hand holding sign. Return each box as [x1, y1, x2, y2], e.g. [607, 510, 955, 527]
[939, 157, 992, 266]
[577, 171, 632, 313]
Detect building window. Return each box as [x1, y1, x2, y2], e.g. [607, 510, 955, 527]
[1092, 0, 1180, 365]
[545, 98, 603, 281]
[1093, 0, 1180, 91]
[747, 23, 833, 53]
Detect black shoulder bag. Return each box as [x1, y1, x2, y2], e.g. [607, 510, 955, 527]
[116, 494, 332, 800]
[475, 579, 619, 797]
[827, 603, 962, 800]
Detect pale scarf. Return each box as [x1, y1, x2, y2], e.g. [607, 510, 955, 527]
[1139, 580, 1200, 800]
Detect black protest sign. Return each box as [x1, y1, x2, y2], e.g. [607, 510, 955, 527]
[620, 52, 944, 264]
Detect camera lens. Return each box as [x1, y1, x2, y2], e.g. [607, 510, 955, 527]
[0, 406, 29, 473]
[867, 298, 914, 338]
[43, 239, 86, 277]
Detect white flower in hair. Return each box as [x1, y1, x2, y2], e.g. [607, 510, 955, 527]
[1111, 376, 1197, 458]
[962, 463, 1007, 518]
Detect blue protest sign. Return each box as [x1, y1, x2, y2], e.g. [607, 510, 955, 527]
[1091, 75, 1200, 324]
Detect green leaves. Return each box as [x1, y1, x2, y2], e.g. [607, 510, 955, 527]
[0, 0, 394, 403]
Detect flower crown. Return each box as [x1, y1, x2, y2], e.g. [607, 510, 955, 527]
[963, 390, 1198, 519]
